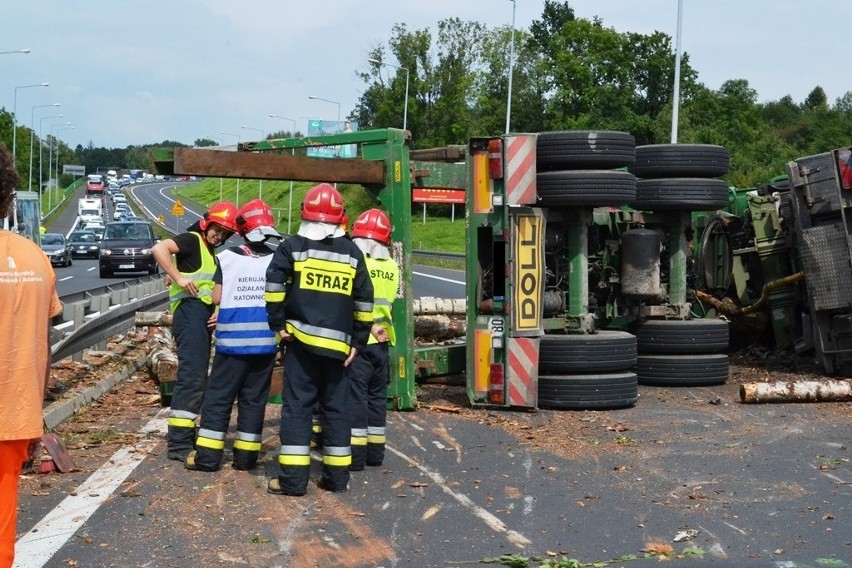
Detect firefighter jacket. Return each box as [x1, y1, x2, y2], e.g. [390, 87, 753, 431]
[168, 232, 217, 312]
[265, 234, 374, 361]
[215, 245, 277, 356]
[364, 254, 399, 346]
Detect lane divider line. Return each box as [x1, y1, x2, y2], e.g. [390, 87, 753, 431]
[14, 409, 169, 568]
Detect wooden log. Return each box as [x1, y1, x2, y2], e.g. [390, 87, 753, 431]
[414, 315, 466, 341]
[740, 380, 852, 403]
[413, 297, 467, 316]
[135, 311, 173, 327]
[145, 327, 177, 383]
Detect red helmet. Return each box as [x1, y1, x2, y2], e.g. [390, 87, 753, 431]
[200, 201, 239, 232]
[301, 183, 345, 224]
[351, 208, 392, 245]
[237, 199, 276, 236]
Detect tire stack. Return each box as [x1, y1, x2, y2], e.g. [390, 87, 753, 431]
[627, 144, 731, 387]
[628, 144, 730, 212]
[632, 319, 729, 387]
[534, 131, 639, 409]
[536, 130, 637, 207]
[538, 331, 638, 410]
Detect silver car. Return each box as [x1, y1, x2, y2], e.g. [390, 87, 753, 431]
[40, 232, 73, 267]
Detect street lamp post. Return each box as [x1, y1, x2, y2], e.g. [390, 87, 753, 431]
[308, 95, 341, 123]
[269, 114, 298, 233]
[220, 131, 241, 206]
[241, 126, 265, 200]
[29, 103, 60, 192]
[39, 115, 64, 201]
[51, 125, 74, 210]
[506, 0, 517, 134]
[308, 96, 343, 183]
[670, 0, 684, 143]
[269, 114, 297, 137]
[368, 58, 410, 131]
[0, 48, 30, 55]
[48, 122, 71, 210]
[207, 136, 225, 201]
[12, 83, 49, 169]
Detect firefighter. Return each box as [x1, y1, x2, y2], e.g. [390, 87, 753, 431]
[310, 207, 352, 449]
[265, 183, 373, 496]
[186, 199, 282, 472]
[347, 209, 399, 470]
[152, 201, 239, 461]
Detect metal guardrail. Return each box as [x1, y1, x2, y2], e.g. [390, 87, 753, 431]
[51, 184, 461, 365]
[51, 274, 170, 362]
[412, 249, 464, 260]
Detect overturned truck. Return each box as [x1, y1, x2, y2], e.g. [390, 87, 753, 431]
[694, 147, 852, 375]
[154, 132, 849, 412]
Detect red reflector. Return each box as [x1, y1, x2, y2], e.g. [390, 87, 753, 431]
[488, 139, 504, 179]
[489, 363, 504, 404]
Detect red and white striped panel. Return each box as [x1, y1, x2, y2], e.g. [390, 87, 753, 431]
[506, 337, 539, 408]
[505, 135, 537, 206]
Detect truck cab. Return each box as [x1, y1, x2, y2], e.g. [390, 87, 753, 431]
[786, 147, 852, 373]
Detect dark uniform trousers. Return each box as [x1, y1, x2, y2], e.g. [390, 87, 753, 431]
[194, 352, 274, 471]
[168, 298, 215, 456]
[278, 341, 352, 493]
[348, 342, 390, 469]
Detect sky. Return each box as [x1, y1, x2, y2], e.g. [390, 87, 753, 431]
[2, 1, 847, 151]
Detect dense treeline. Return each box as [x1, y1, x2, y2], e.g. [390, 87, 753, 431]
[2, 1, 850, 191]
[355, 1, 852, 187]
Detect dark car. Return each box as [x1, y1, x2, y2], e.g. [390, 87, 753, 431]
[40, 232, 73, 267]
[68, 230, 100, 259]
[98, 221, 159, 278]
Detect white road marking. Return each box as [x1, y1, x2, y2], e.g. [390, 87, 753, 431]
[385, 441, 532, 548]
[13, 409, 168, 568]
[412, 271, 463, 285]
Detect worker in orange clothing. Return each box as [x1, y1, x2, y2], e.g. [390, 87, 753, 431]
[0, 143, 63, 568]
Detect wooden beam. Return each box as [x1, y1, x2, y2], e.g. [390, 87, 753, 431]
[173, 148, 386, 184]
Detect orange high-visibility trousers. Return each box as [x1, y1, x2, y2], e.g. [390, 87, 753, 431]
[0, 440, 28, 568]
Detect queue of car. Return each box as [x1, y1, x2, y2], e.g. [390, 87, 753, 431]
[41, 187, 158, 279]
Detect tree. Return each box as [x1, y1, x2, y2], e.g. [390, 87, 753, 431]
[124, 146, 151, 170]
[354, 19, 488, 148]
[803, 86, 828, 110]
[528, 0, 576, 52]
[835, 91, 852, 117]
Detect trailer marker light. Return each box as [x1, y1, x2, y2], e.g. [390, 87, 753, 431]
[488, 139, 504, 179]
[489, 363, 505, 404]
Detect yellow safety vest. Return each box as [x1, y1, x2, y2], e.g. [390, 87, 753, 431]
[365, 255, 399, 346]
[168, 232, 217, 312]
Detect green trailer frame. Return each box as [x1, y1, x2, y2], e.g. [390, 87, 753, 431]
[152, 128, 468, 410]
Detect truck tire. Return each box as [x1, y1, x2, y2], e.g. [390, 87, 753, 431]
[539, 331, 637, 373]
[538, 372, 638, 410]
[635, 353, 729, 386]
[537, 170, 636, 207]
[633, 178, 729, 211]
[536, 130, 636, 171]
[629, 144, 730, 178]
[633, 319, 729, 354]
